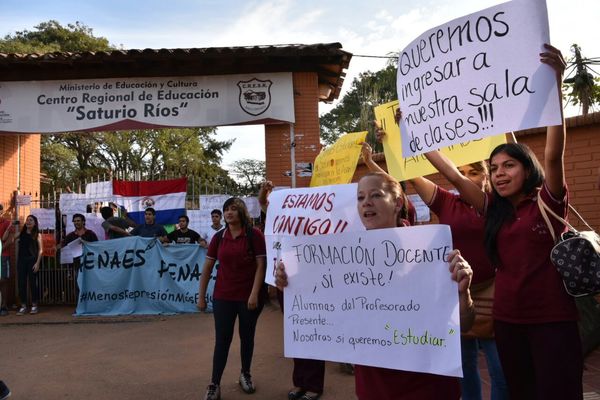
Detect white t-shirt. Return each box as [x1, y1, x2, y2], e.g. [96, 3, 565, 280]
[200, 225, 223, 244]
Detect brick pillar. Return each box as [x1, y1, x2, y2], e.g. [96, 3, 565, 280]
[264, 72, 322, 187]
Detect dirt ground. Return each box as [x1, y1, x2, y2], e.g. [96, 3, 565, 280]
[0, 302, 356, 400]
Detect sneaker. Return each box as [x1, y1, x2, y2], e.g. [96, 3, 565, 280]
[0, 308, 8, 316]
[239, 372, 255, 394]
[30, 306, 38, 315]
[0, 380, 11, 400]
[204, 383, 220, 400]
[16, 306, 27, 316]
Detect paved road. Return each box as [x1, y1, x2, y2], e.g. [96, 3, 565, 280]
[0, 304, 355, 400]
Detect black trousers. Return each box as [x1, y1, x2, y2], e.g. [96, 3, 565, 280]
[17, 258, 39, 305]
[211, 298, 263, 385]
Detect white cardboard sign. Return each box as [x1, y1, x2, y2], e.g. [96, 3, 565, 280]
[397, 0, 560, 157]
[282, 225, 462, 377]
[264, 184, 366, 285]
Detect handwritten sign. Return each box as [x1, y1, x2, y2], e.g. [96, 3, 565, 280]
[397, 0, 559, 157]
[282, 225, 462, 377]
[374, 101, 505, 180]
[264, 184, 365, 285]
[310, 131, 367, 187]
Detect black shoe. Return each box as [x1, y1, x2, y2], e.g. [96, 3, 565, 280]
[0, 380, 11, 400]
[239, 372, 255, 394]
[288, 388, 306, 400]
[0, 308, 8, 316]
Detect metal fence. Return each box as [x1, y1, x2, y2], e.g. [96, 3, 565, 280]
[12, 174, 244, 306]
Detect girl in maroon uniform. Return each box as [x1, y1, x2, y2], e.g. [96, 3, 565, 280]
[276, 172, 475, 400]
[199, 197, 267, 400]
[423, 44, 583, 399]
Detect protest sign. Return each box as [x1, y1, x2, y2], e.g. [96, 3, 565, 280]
[199, 195, 229, 211]
[0, 73, 294, 133]
[407, 194, 431, 223]
[30, 208, 56, 230]
[374, 101, 506, 181]
[264, 184, 365, 285]
[76, 237, 215, 315]
[60, 238, 83, 264]
[310, 131, 367, 187]
[281, 225, 462, 377]
[396, 0, 559, 157]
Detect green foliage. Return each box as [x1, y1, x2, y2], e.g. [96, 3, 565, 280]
[228, 159, 266, 196]
[320, 64, 397, 151]
[563, 44, 600, 115]
[0, 20, 113, 53]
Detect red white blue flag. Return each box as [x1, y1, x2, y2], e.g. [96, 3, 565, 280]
[112, 178, 187, 225]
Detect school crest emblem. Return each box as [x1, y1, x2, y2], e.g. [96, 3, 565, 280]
[238, 78, 272, 116]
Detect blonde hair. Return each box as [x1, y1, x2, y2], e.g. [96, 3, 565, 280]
[358, 172, 407, 227]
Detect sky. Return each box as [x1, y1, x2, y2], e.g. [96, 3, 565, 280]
[1, 0, 598, 168]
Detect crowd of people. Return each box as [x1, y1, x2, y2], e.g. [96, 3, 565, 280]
[0, 44, 588, 400]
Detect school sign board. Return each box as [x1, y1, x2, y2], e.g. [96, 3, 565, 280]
[0, 73, 294, 133]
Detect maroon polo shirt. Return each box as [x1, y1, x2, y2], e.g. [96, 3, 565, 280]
[489, 184, 577, 323]
[354, 365, 460, 400]
[207, 226, 266, 302]
[428, 186, 495, 286]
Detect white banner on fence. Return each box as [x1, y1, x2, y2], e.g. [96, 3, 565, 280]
[282, 225, 461, 377]
[199, 195, 230, 211]
[264, 184, 366, 285]
[31, 208, 56, 230]
[0, 73, 294, 134]
[397, 0, 559, 157]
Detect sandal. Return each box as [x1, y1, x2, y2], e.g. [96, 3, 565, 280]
[288, 388, 306, 400]
[300, 392, 322, 400]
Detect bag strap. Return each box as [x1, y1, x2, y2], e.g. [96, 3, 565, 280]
[537, 195, 579, 244]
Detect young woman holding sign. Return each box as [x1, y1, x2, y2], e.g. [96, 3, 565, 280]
[362, 138, 508, 399]
[276, 171, 476, 400]
[198, 197, 267, 400]
[414, 44, 583, 399]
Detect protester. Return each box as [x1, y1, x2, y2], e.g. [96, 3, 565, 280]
[258, 179, 328, 400]
[276, 172, 475, 400]
[0, 205, 15, 316]
[130, 208, 168, 242]
[59, 213, 99, 246]
[15, 215, 43, 315]
[364, 130, 507, 398]
[167, 215, 201, 244]
[418, 44, 583, 399]
[100, 206, 135, 239]
[200, 209, 224, 248]
[198, 197, 267, 400]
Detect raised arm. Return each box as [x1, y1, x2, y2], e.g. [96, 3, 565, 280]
[540, 43, 567, 198]
[424, 151, 486, 213]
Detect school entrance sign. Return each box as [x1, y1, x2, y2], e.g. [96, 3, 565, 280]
[0, 72, 294, 133]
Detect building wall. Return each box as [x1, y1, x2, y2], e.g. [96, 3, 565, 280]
[353, 123, 600, 232]
[0, 134, 41, 212]
[265, 72, 321, 188]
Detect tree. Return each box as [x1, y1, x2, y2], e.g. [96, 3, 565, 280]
[229, 159, 266, 196]
[0, 21, 235, 195]
[320, 64, 397, 151]
[563, 44, 600, 115]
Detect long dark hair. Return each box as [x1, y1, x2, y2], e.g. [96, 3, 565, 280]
[484, 143, 544, 264]
[222, 197, 252, 228]
[21, 215, 40, 240]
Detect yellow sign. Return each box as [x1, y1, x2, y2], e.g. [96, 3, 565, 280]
[310, 131, 368, 187]
[373, 101, 506, 181]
